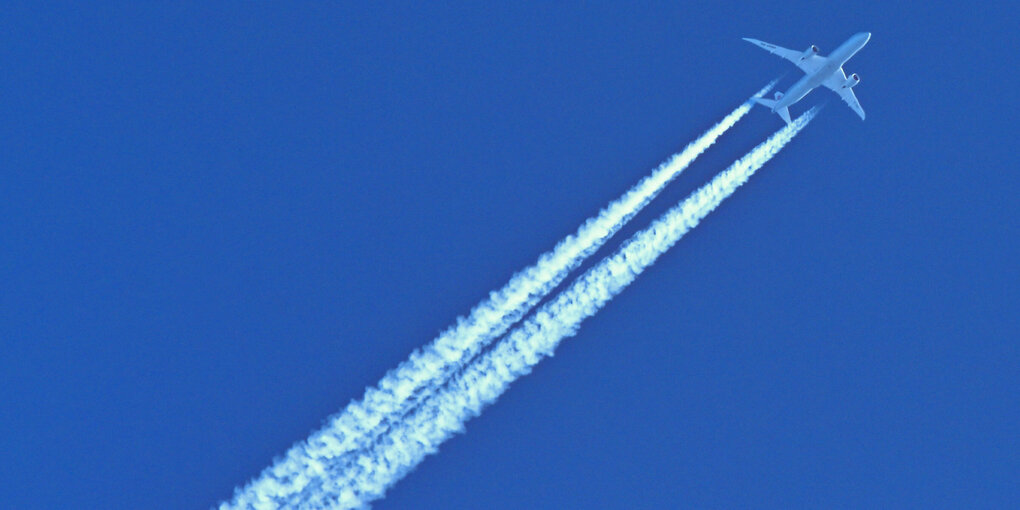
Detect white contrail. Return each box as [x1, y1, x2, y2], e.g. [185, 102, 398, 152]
[319, 108, 819, 509]
[221, 83, 775, 509]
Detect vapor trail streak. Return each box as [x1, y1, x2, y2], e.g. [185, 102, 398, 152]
[222, 83, 775, 509]
[321, 108, 819, 509]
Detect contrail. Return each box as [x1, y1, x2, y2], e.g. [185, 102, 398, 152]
[221, 83, 775, 509]
[318, 108, 819, 509]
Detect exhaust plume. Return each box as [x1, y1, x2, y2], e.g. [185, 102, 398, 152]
[221, 83, 778, 509]
[320, 108, 819, 509]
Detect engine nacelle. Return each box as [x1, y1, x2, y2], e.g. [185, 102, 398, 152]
[800, 45, 820, 60]
[842, 73, 860, 89]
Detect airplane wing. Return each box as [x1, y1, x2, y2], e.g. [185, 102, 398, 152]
[742, 38, 827, 74]
[823, 67, 866, 120]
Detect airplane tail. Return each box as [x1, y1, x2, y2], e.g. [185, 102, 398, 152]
[753, 92, 792, 125]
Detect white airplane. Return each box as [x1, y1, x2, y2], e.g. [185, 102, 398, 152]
[743, 32, 871, 124]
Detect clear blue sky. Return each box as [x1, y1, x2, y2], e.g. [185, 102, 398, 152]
[2, 2, 1016, 508]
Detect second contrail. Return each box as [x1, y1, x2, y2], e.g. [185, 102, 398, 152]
[322, 108, 820, 509]
[221, 83, 776, 509]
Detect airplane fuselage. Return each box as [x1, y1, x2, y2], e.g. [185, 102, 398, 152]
[774, 32, 871, 110]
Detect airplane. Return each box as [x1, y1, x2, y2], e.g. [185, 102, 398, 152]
[742, 32, 871, 124]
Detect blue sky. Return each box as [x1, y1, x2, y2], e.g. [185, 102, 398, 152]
[1, 2, 1016, 508]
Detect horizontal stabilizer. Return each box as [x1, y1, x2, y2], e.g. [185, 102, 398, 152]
[752, 97, 792, 125]
[775, 106, 792, 125]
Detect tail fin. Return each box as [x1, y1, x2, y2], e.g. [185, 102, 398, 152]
[752, 96, 793, 125]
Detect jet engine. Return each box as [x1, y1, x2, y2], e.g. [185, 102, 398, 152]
[800, 45, 819, 60]
[842, 73, 860, 89]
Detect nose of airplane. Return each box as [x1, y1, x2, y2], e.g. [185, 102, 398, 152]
[860, 32, 872, 42]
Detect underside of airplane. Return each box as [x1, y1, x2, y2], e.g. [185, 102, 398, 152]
[743, 32, 870, 123]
